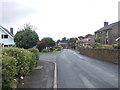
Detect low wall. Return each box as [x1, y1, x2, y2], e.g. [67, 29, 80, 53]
[78, 48, 120, 65]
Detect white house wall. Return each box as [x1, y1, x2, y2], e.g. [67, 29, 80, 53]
[0, 28, 15, 45]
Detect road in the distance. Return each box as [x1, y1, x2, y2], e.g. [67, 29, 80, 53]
[40, 49, 118, 88]
[56, 49, 118, 88]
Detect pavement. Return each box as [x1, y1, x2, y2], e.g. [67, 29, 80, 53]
[15, 59, 56, 89]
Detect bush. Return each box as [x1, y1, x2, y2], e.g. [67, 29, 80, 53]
[2, 55, 17, 90]
[42, 48, 50, 53]
[2, 47, 36, 78]
[91, 43, 102, 48]
[101, 44, 113, 49]
[54, 46, 62, 51]
[28, 48, 39, 66]
[36, 41, 46, 52]
[113, 43, 120, 49]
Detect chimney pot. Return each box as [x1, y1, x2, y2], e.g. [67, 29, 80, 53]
[104, 22, 108, 27]
[10, 27, 13, 35]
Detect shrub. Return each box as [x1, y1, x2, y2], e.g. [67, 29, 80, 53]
[49, 47, 54, 51]
[36, 41, 46, 52]
[54, 46, 62, 51]
[2, 55, 17, 90]
[28, 48, 39, 66]
[91, 43, 102, 48]
[42, 48, 50, 53]
[113, 43, 120, 49]
[2, 47, 36, 78]
[101, 44, 113, 49]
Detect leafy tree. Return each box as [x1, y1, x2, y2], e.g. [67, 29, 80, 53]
[36, 41, 47, 52]
[84, 34, 93, 38]
[78, 36, 84, 40]
[14, 24, 39, 49]
[41, 37, 55, 47]
[57, 39, 61, 43]
[61, 37, 67, 42]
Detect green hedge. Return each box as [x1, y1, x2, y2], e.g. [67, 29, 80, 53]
[2, 55, 17, 90]
[2, 47, 39, 89]
[28, 48, 39, 67]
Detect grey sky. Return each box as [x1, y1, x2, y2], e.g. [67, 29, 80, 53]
[0, 0, 119, 41]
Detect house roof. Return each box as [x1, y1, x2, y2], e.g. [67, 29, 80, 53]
[95, 21, 120, 33]
[0, 25, 13, 37]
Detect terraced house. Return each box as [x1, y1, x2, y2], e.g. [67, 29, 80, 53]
[94, 21, 120, 45]
[0, 25, 15, 48]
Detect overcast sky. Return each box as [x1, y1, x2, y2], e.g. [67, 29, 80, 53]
[0, 0, 119, 41]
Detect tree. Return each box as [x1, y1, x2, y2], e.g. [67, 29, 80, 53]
[36, 41, 46, 52]
[84, 34, 93, 38]
[41, 37, 55, 47]
[61, 37, 67, 42]
[57, 39, 60, 43]
[14, 24, 39, 49]
[78, 36, 84, 40]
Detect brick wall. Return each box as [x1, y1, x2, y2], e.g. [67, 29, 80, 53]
[79, 48, 120, 65]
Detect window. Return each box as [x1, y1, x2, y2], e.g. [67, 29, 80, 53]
[4, 35, 8, 38]
[1, 34, 3, 39]
[106, 31, 109, 38]
[1, 34, 8, 39]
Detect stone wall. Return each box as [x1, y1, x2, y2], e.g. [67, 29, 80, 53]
[79, 48, 120, 65]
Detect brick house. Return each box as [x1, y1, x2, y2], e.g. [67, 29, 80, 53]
[94, 21, 120, 45]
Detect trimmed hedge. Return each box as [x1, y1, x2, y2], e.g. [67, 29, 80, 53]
[28, 48, 39, 67]
[2, 55, 17, 90]
[2, 47, 39, 90]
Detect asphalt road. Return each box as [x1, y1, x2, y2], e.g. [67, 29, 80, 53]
[40, 49, 119, 88]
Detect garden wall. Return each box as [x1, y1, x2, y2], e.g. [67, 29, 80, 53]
[78, 48, 120, 65]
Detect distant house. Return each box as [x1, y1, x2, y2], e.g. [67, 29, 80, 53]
[0, 25, 15, 48]
[94, 21, 120, 45]
[83, 36, 95, 46]
[76, 36, 94, 47]
[58, 42, 68, 49]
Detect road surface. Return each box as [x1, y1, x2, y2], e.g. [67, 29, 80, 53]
[40, 49, 119, 88]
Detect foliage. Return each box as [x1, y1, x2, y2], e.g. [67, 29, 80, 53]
[2, 47, 37, 78]
[28, 48, 39, 66]
[78, 36, 84, 40]
[2, 55, 17, 90]
[84, 34, 93, 38]
[91, 43, 102, 48]
[14, 24, 39, 49]
[61, 37, 67, 42]
[54, 46, 62, 51]
[101, 44, 113, 49]
[42, 48, 50, 53]
[36, 41, 47, 52]
[41, 37, 55, 47]
[113, 43, 120, 49]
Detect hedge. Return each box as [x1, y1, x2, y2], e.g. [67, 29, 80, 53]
[1, 47, 39, 89]
[28, 48, 39, 67]
[2, 55, 17, 90]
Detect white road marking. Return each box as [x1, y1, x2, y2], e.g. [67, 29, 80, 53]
[79, 74, 95, 88]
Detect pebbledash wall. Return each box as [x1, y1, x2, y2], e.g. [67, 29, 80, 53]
[78, 48, 120, 65]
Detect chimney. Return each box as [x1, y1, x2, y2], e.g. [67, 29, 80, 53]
[10, 27, 13, 35]
[104, 22, 108, 27]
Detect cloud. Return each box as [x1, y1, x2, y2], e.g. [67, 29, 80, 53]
[0, 1, 38, 25]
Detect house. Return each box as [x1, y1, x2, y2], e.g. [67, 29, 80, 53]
[83, 36, 95, 46]
[58, 42, 68, 49]
[76, 36, 95, 47]
[94, 21, 120, 45]
[0, 25, 15, 48]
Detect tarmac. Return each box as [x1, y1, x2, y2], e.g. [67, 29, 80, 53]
[15, 59, 57, 89]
